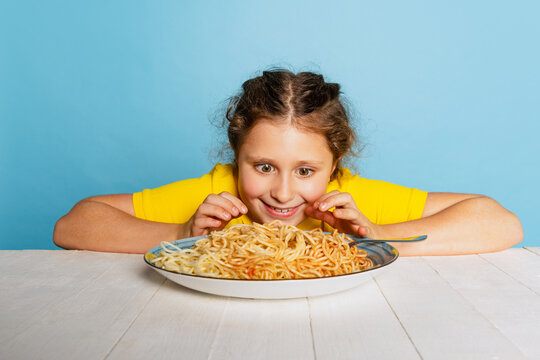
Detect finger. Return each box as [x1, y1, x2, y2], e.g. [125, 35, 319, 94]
[313, 190, 340, 209]
[194, 216, 225, 230]
[306, 206, 366, 236]
[197, 203, 234, 221]
[317, 192, 358, 212]
[218, 191, 248, 214]
[204, 194, 243, 218]
[192, 217, 226, 236]
[208, 192, 246, 217]
[357, 226, 369, 237]
[305, 206, 339, 228]
[332, 208, 365, 225]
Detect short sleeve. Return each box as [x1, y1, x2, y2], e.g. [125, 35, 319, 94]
[132, 163, 238, 224]
[330, 169, 428, 225]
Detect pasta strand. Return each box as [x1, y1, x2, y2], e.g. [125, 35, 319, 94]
[148, 221, 373, 279]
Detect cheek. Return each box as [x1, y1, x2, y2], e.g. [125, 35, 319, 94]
[238, 171, 265, 202]
[299, 177, 329, 202]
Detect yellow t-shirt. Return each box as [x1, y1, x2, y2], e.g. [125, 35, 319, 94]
[133, 163, 427, 231]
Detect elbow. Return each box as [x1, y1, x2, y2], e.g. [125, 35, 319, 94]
[53, 199, 95, 250]
[486, 196, 524, 251]
[506, 211, 524, 248]
[53, 215, 71, 249]
[53, 208, 85, 250]
[53, 217, 64, 248]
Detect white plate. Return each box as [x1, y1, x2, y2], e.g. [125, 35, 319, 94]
[144, 235, 398, 299]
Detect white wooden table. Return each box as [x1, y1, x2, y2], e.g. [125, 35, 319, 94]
[1, 249, 539, 360]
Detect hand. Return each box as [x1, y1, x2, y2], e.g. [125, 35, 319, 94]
[305, 190, 381, 238]
[186, 192, 248, 237]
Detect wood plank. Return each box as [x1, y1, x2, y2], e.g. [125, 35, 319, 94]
[0, 251, 164, 360]
[424, 253, 540, 359]
[374, 257, 527, 360]
[208, 297, 313, 360]
[0, 250, 43, 269]
[524, 247, 540, 256]
[0, 250, 119, 345]
[106, 280, 229, 360]
[3, 250, 538, 359]
[481, 248, 540, 294]
[309, 279, 420, 360]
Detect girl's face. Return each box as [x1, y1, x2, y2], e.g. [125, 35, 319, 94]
[237, 119, 336, 226]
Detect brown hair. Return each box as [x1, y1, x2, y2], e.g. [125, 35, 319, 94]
[225, 69, 357, 179]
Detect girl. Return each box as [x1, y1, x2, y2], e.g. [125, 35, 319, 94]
[53, 69, 523, 255]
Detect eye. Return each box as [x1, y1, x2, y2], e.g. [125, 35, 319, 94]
[297, 167, 313, 177]
[255, 163, 274, 173]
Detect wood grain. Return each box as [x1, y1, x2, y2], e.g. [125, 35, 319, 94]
[374, 257, 527, 360]
[0, 251, 164, 359]
[481, 248, 540, 294]
[1, 249, 539, 360]
[424, 254, 540, 359]
[309, 279, 420, 359]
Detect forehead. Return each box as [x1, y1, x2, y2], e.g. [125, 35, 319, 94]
[238, 120, 333, 163]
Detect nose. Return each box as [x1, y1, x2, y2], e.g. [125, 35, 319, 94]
[270, 173, 296, 204]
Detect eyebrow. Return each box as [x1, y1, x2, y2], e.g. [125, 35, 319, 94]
[245, 155, 326, 167]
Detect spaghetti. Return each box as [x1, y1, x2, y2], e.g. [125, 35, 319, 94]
[147, 221, 373, 279]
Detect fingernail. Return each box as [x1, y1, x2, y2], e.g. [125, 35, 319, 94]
[320, 203, 327, 211]
[241, 205, 248, 213]
[232, 207, 239, 216]
[223, 212, 231, 219]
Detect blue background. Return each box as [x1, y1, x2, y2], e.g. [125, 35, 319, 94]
[1, 0, 538, 250]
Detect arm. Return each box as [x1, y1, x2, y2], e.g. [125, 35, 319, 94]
[306, 192, 523, 256]
[53, 194, 187, 253]
[53, 192, 248, 254]
[383, 193, 523, 256]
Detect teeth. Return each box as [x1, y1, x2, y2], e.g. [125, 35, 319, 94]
[271, 206, 292, 213]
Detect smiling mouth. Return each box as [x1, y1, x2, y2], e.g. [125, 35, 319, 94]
[262, 202, 302, 218]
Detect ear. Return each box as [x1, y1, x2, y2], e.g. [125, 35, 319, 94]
[331, 156, 343, 174]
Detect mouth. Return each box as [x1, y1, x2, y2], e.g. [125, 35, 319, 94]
[262, 201, 303, 218]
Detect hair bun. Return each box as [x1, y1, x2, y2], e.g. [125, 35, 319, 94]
[295, 73, 341, 113]
[325, 83, 341, 100]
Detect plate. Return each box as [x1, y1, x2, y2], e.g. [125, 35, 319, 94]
[144, 235, 399, 299]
